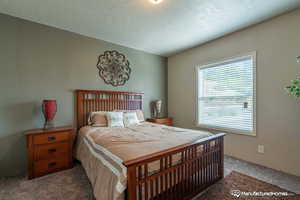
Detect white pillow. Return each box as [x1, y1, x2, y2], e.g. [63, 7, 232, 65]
[123, 112, 139, 127]
[114, 110, 145, 122]
[106, 112, 124, 127]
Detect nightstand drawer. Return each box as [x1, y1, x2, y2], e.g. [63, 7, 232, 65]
[33, 131, 70, 145]
[34, 157, 69, 177]
[34, 142, 69, 161]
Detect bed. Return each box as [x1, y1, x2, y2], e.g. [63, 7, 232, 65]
[74, 90, 225, 200]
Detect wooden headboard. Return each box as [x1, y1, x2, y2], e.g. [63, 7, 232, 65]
[76, 90, 144, 129]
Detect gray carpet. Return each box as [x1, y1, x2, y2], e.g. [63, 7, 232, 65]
[0, 156, 299, 200]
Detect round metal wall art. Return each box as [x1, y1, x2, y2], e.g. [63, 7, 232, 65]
[97, 50, 131, 87]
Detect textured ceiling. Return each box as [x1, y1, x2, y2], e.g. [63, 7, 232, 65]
[0, 0, 300, 56]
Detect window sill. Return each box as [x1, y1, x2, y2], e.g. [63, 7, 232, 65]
[195, 124, 256, 137]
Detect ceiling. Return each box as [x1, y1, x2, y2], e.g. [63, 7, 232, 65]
[0, 0, 300, 56]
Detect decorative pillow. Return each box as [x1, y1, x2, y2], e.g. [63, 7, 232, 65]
[106, 112, 124, 127]
[88, 111, 107, 127]
[123, 112, 139, 127]
[114, 110, 145, 122]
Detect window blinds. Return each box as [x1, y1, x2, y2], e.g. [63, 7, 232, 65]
[197, 55, 255, 134]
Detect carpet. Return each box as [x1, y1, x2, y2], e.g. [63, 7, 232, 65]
[197, 171, 299, 200]
[1, 160, 299, 200]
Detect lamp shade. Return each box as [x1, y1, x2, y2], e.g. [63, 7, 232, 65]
[42, 100, 57, 129]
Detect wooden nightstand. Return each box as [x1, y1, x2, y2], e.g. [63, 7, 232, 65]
[146, 117, 173, 126]
[24, 126, 74, 179]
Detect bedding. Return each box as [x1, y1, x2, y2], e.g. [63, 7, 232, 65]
[106, 112, 124, 127]
[88, 111, 108, 127]
[114, 109, 145, 122]
[123, 112, 139, 127]
[75, 122, 212, 200]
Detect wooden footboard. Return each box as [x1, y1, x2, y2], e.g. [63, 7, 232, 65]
[123, 133, 225, 200]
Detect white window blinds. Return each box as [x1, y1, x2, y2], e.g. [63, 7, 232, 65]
[197, 54, 256, 135]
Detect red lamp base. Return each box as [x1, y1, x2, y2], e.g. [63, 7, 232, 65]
[42, 99, 57, 129]
[44, 120, 55, 129]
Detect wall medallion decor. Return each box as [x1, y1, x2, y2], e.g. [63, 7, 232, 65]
[97, 50, 131, 87]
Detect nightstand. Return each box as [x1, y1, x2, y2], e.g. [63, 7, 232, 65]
[24, 126, 74, 179]
[146, 117, 173, 126]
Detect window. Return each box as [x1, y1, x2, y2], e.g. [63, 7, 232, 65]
[196, 52, 256, 135]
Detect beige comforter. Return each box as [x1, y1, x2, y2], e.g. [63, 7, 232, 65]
[75, 122, 212, 200]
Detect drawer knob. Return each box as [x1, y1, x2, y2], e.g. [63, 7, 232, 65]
[48, 136, 56, 141]
[48, 149, 56, 153]
[48, 162, 57, 167]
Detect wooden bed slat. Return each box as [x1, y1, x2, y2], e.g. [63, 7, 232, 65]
[128, 134, 225, 200]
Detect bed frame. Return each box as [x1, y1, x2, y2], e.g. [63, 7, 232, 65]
[76, 89, 225, 200]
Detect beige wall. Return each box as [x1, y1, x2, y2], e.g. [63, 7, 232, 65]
[168, 9, 300, 176]
[0, 14, 167, 177]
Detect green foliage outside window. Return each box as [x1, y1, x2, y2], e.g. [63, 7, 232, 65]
[286, 56, 300, 98]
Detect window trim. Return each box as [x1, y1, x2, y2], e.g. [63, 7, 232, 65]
[195, 52, 257, 136]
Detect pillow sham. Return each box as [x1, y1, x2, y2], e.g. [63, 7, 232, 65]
[106, 112, 124, 127]
[114, 110, 145, 122]
[123, 112, 139, 127]
[88, 111, 107, 127]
